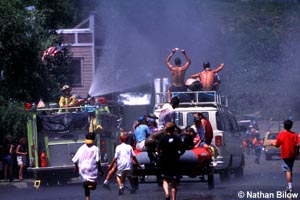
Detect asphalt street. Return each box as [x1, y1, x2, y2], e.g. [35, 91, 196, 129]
[1, 153, 300, 200]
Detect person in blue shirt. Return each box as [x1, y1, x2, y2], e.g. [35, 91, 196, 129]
[134, 116, 151, 151]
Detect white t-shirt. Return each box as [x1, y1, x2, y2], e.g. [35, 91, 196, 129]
[114, 143, 135, 171]
[158, 103, 175, 130]
[72, 144, 100, 182]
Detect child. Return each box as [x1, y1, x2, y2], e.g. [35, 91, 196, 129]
[3, 135, 14, 181]
[272, 120, 298, 193]
[16, 137, 27, 181]
[103, 130, 136, 190]
[108, 135, 140, 195]
[72, 133, 104, 200]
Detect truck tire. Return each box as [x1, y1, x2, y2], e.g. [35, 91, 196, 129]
[234, 165, 244, 179]
[234, 156, 244, 178]
[208, 174, 214, 189]
[219, 157, 232, 182]
[219, 167, 230, 182]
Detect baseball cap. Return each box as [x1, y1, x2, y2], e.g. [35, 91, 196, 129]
[138, 115, 146, 122]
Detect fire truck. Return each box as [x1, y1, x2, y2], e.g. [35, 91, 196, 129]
[25, 97, 120, 185]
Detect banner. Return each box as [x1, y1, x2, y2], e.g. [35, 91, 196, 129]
[37, 112, 89, 134]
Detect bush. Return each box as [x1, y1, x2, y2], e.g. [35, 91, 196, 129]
[0, 101, 29, 145]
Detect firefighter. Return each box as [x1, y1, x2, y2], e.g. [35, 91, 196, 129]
[88, 111, 103, 134]
[58, 85, 76, 111]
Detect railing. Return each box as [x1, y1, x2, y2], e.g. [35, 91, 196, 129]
[26, 104, 103, 114]
[154, 91, 228, 109]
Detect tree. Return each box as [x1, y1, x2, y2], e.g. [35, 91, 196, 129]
[0, 0, 99, 103]
[0, 0, 94, 142]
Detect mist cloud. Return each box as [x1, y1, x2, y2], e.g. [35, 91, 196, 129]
[89, 0, 300, 119]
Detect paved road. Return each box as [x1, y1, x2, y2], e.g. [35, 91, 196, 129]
[1, 153, 300, 200]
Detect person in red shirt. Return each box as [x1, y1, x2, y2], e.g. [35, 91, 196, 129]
[193, 112, 213, 145]
[272, 120, 298, 193]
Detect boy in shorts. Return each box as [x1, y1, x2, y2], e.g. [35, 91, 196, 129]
[72, 133, 104, 200]
[16, 137, 28, 181]
[273, 120, 299, 193]
[108, 135, 140, 195]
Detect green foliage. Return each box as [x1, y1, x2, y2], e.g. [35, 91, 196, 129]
[0, 0, 97, 103]
[0, 0, 96, 143]
[0, 101, 29, 145]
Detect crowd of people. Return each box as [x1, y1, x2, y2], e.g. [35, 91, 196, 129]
[241, 126, 264, 164]
[3, 48, 300, 200]
[95, 96, 216, 200]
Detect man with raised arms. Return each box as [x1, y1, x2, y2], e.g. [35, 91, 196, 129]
[165, 48, 191, 93]
[190, 62, 224, 91]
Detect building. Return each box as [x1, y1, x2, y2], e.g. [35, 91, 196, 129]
[57, 14, 96, 98]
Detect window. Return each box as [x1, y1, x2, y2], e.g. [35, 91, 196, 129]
[186, 112, 209, 127]
[175, 112, 183, 126]
[216, 112, 225, 131]
[187, 113, 195, 126]
[67, 57, 83, 87]
[268, 133, 278, 140]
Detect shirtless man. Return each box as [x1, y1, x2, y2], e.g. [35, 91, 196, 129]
[165, 48, 191, 93]
[190, 62, 224, 91]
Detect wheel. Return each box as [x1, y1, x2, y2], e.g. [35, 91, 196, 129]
[234, 165, 244, 178]
[234, 156, 244, 178]
[219, 167, 230, 182]
[208, 174, 214, 189]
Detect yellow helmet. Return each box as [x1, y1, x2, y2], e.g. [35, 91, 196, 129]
[61, 85, 71, 92]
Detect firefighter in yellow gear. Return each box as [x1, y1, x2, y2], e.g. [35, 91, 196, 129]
[59, 85, 76, 108]
[89, 112, 103, 134]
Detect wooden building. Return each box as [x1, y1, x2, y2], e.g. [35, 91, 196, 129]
[57, 14, 96, 98]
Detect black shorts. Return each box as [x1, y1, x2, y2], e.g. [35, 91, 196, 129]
[169, 85, 187, 92]
[281, 158, 295, 172]
[187, 81, 202, 91]
[159, 159, 179, 179]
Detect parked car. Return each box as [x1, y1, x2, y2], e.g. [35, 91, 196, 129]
[263, 131, 280, 160]
[238, 119, 259, 133]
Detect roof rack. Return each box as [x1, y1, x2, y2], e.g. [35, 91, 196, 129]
[154, 91, 228, 110]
